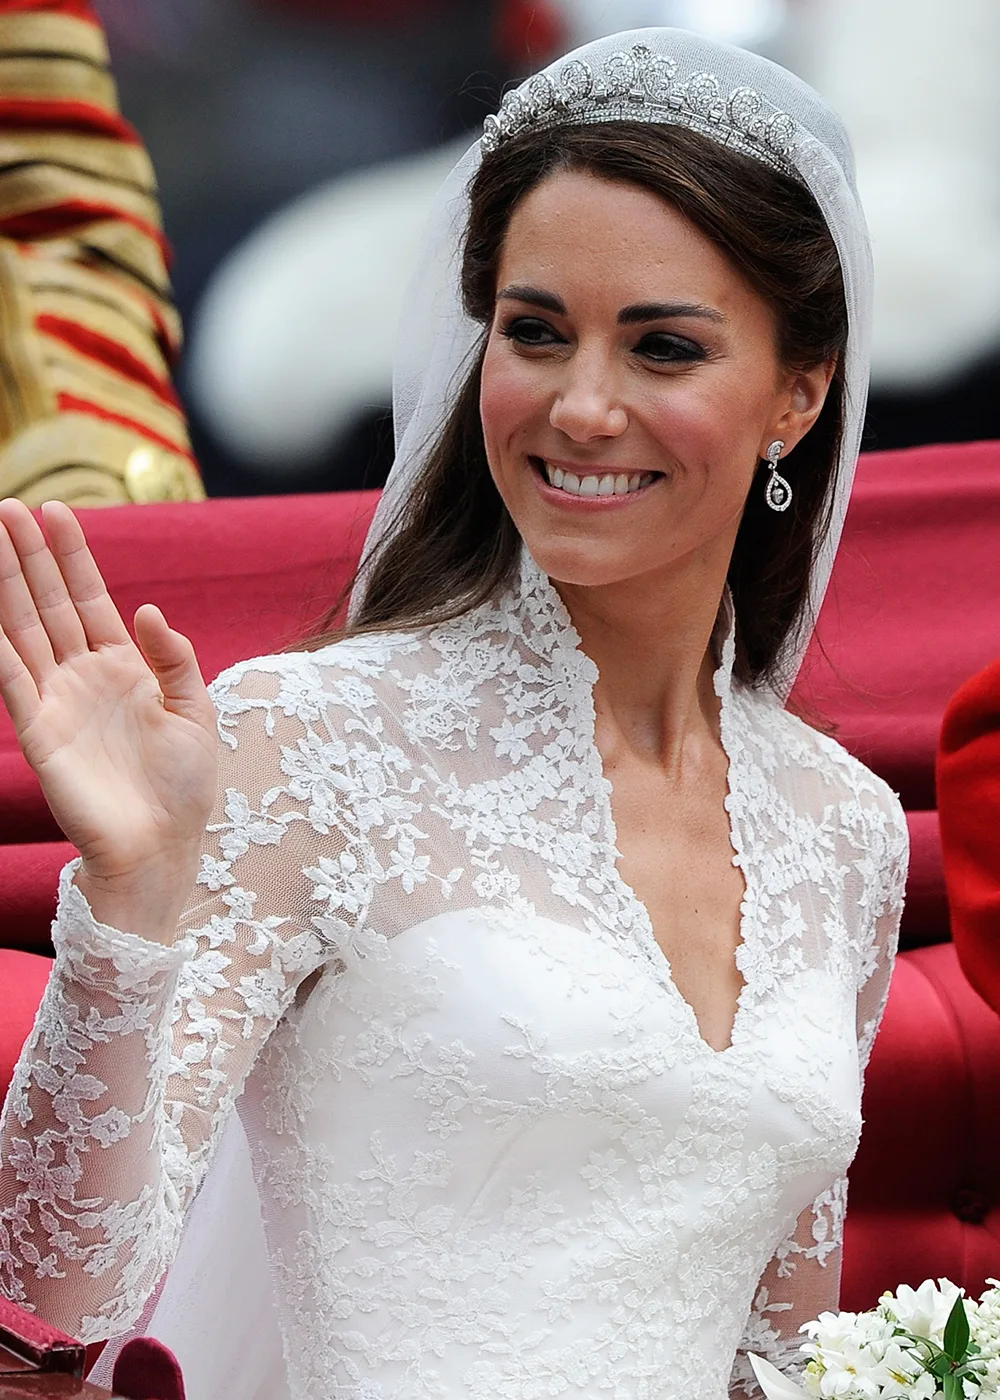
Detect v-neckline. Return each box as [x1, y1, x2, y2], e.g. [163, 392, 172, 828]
[521, 557, 756, 1059]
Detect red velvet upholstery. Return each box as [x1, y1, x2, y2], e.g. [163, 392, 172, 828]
[1, 446, 999, 1328]
[0, 950, 57, 1100]
[793, 439, 1000, 812]
[842, 943, 1000, 1309]
[937, 659, 1000, 1017]
[112, 1337, 186, 1400]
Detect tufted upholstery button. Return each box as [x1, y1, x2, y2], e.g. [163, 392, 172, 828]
[951, 1187, 990, 1224]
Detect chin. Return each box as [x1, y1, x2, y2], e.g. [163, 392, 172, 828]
[522, 538, 642, 590]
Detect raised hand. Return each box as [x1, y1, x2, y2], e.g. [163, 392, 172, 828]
[0, 499, 218, 943]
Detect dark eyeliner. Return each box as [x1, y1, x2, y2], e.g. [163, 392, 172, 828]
[635, 332, 707, 363]
[500, 316, 565, 346]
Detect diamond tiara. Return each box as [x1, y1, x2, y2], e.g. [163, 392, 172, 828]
[481, 43, 801, 179]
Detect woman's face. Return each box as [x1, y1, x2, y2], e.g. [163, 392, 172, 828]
[480, 168, 832, 593]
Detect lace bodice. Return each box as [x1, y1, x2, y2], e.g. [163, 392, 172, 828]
[0, 556, 907, 1400]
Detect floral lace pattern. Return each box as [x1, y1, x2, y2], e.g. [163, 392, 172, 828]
[0, 554, 907, 1399]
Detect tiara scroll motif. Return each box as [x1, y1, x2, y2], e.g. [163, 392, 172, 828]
[481, 44, 800, 177]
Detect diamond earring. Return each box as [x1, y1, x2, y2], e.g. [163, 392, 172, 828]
[764, 439, 791, 512]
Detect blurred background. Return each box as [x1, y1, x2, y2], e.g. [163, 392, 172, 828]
[92, 0, 1000, 498]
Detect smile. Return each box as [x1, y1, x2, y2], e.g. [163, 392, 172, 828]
[531, 457, 659, 499]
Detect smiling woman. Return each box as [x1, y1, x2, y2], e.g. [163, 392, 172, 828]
[0, 28, 906, 1400]
[343, 120, 847, 689]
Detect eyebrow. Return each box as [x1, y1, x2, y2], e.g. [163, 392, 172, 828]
[496, 284, 726, 325]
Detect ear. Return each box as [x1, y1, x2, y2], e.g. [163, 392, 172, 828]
[758, 357, 837, 459]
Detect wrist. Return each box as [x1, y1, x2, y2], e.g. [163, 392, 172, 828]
[73, 855, 198, 946]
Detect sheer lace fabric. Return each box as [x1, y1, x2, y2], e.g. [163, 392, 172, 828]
[0, 556, 907, 1400]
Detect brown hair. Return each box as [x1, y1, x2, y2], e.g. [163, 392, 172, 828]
[308, 121, 848, 688]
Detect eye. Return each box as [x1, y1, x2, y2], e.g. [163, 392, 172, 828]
[634, 332, 707, 364]
[499, 316, 566, 348]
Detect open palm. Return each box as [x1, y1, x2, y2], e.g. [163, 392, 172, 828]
[0, 499, 218, 935]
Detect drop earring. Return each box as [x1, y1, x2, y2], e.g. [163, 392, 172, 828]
[764, 439, 791, 512]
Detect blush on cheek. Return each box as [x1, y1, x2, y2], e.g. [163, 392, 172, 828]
[641, 385, 758, 490]
[479, 343, 543, 464]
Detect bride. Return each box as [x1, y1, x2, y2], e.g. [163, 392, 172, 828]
[0, 27, 907, 1400]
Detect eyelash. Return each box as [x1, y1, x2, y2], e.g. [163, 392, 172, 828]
[498, 316, 707, 364]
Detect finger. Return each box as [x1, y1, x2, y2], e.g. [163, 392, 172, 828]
[134, 604, 212, 725]
[0, 515, 58, 684]
[0, 500, 89, 663]
[38, 500, 132, 649]
[0, 625, 41, 733]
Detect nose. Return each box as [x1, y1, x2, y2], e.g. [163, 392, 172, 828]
[548, 352, 628, 442]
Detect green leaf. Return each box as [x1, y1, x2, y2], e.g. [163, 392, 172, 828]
[944, 1294, 971, 1363]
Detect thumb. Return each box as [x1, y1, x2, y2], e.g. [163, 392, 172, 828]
[134, 604, 212, 723]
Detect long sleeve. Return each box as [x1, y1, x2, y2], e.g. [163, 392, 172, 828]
[729, 784, 908, 1398]
[0, 657, 375, 1341]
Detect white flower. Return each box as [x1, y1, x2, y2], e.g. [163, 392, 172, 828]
[882, 1278, 964, 1345]
[749, 1354, 810, 1398]
[802, 1312, 920, 1399]
[971, 1281, 1000, 1359]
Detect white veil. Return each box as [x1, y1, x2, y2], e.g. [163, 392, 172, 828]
[93, 29, 873, 1399]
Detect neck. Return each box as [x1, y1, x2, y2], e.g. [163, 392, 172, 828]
[553, 555, 731, 773]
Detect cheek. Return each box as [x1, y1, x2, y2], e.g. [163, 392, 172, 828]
[639, 373, 770, 485]
[480, 341, 548, 462]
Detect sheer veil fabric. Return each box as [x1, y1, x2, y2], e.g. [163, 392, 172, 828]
[92, 28, 874, 1399]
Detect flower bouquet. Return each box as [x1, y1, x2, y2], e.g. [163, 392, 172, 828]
[750, 1279, 1000, 1399]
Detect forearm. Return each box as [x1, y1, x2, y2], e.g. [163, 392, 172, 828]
[0, 864, 194, 1340]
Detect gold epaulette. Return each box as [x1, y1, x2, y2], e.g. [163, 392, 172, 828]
[0, 4, 204, 505]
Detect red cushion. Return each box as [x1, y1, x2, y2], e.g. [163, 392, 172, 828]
[937, 658, 1000, 1016]
[0, 948, 53, 1101]
[112, 1336, 186, 1400]
[0, 842, 77, 953]
[794, 439, 1000, 810]
[842, 942, 1000, 1308]
[902, 811, 949, 948]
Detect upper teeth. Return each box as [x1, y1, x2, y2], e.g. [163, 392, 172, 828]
[543, 464, 654, 497]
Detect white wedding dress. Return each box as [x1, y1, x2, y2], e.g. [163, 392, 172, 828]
[0, 554, 907, 1400]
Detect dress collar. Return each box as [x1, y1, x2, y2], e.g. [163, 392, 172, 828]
[513, 546, 738, 702]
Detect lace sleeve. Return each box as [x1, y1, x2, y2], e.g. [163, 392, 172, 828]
[729, 783, 908, 1398]
[0, 656, 374, 1342]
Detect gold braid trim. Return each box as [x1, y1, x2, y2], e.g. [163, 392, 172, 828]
[72, 221, 173, 297]
[0, 164, 162, 231]
[0, 240, 55, 440]
[0, 6, 204, 505]
[22, 251, 182, 350]
[0, 13, 109, 65]
[0, 54, 116, 108]
[0, 413, 204, 507]
[0, 130, 155, 192]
